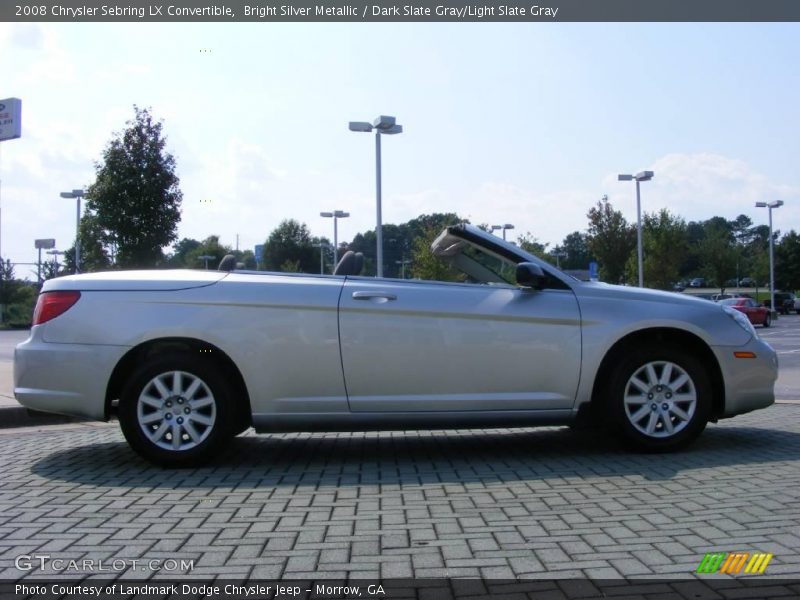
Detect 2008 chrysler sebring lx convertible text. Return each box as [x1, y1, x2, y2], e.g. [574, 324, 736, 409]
[15, 224, 778, 466]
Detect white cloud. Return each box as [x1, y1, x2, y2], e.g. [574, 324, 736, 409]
[603, 152, 800, 235]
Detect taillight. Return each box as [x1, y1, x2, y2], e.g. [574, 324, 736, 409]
[32, 291, 81, 326]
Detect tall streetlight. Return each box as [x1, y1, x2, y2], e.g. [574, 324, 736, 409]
[60, 189, 87, 274]
[47, 249, 63, 273]
[755, 200, 784, 315]
[490, 225, 502, 235]
[618, 171, 654, 287]
[320, 210, 349, 266]
[492, 224, 515, 241]
[395, 259, 411, 279]
[349, 115, 403, 278]
[314, 242, 332, 274]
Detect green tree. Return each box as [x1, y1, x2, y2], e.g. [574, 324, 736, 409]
[776, 230, 800, 291]
[625, 209, 688, 290]
[263, 219, 316, 273]
[183, 236, 232, 270]
[410, 226, 461, 282]
[86, 106, 182, 268]
[517, 233, 550, 261]
[165, 238, 202, 267]
[555, 231, 592, 270]
[61, 213, 113, 273]
[586, 196, 636, 284]
[0, 260, 38, 326]
[232, 249, 257, 270]
[699, 222, 736, 291]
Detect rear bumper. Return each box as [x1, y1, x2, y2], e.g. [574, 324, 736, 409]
[713, 335, 778, 418]
[14, 327, 128, 421]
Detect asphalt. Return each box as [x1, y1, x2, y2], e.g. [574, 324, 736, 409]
[2, 314, 800, 429]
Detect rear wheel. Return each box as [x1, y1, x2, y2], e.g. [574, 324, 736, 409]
[119, 353, 233, 467]
[764, 313, 772, 328]
[607, 345, 711, 452]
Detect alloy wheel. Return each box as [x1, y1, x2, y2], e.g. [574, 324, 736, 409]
[136, 370, 217, 451]
[623, 360, 697, 439]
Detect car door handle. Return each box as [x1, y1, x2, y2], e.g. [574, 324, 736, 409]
[352, 291, 397, 301]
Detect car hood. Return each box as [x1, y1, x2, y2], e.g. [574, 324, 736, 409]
[573, 281, 719, 310]
[42, 270, 227, 292]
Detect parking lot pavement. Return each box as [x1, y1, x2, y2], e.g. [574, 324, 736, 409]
[1, 404, 800, 581]
[760, 314, 800, 401]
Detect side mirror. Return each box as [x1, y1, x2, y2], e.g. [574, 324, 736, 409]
[516, 262, 546, 290]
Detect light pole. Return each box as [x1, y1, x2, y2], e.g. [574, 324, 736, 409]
[552, 250, 567, 269]
[491, 224, 515, 240]
[618, 171, 654, 287]
[320, 210, 349, 266]
[314, 242, 332, 274]
[395, 259, 411, 279]
[47, 249, 63, 274]
[60, 189, 87, 274]
[755, 200, 784, 315]
[349, 115, 403, 278]
[198, 254, 214, 270]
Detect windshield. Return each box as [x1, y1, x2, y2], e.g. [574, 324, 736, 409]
[719, 298, 742, 306]
[430, 225, 571, 290]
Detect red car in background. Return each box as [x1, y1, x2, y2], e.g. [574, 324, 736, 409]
[719, 297, 772, 327]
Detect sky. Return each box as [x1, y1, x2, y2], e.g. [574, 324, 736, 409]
[2, 21, 800, 272]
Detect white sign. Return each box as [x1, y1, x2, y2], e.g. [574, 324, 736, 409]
[0, 98, 22, 142]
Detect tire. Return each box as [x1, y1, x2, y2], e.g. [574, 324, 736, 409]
[764, 313, 772, 328]
[607, 345, 711, 452]
[118, 353, 234, 467]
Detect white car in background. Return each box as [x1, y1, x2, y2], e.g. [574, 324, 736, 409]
[15, 224, 778, 466]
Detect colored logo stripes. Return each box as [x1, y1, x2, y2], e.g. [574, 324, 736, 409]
[696, 552, 773, 574]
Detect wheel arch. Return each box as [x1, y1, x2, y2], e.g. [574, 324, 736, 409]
[588, 327, 725, 420]
[105, 337, 252, 429]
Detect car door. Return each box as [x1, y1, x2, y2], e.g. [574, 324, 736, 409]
[338, 277, 582, 412]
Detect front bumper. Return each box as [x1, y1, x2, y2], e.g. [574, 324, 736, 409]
[713, 334, 778, 418]
[14, 327, 129, 421]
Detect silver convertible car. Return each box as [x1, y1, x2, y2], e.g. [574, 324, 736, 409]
[15, 224, 777, 466]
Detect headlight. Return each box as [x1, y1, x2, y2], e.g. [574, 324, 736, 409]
[722, 305, 756, 336]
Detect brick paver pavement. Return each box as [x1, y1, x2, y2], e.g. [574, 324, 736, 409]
[1, 405, 799, 581]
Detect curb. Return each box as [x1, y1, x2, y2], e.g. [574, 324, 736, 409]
[0, 405, 88, 429]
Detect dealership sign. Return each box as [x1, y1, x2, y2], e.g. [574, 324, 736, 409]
[0, 98, 22, 142]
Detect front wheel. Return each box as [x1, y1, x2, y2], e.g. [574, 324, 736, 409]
[608, 345, 711, 452]
[119, 353, 234, 467]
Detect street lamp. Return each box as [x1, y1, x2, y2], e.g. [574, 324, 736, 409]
[320, 210, 349, 266]
[47, 249, 63, 273]
[490, 225, 502, 235]
[618, 171, 654, 287]
[198, 254, 214, 270]
[60, 189, 87, 274]
[755, 200, 784, 315]
[395, 259, 411, 279]
[349, 115, 403, 278]
[490, 224, 515, 240]
[314, 242, 333, 274]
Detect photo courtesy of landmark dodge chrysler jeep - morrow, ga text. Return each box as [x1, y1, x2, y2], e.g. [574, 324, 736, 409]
[15, 224, 778, 466]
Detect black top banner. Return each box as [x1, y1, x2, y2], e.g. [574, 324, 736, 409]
[5, 0, 800, 22]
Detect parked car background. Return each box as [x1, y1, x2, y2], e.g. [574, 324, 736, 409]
[764, 292, 796, 315]
[719, 297, 772, 327]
